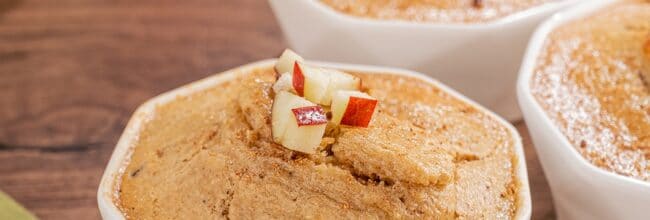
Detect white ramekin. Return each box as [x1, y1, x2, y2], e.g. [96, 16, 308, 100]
[98, 60, 531, 219]
[268, 0, 581, 121]
[517, 1, 650, 219]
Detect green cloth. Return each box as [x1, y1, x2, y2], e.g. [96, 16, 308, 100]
[0, 190, 37, 220]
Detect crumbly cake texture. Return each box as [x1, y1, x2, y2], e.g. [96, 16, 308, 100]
[319, 0, 557, 24]
[117, 67, 519, 219]
[531, 0, 650, 181]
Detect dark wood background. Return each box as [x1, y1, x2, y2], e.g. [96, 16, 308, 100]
[0, 0, 554, 219]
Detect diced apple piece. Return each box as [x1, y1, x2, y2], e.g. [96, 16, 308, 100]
[321, 69, 361, 105]
[272, 91, 299, 142]
[273, 72, 295, 94]
[282, 106, 327, 154]
[275, 49, 304, 74]
[294, 62, 330, 104]
[271, 91, 327, 154]
[281, 119, 326, 154]
[341, 96, 378, 127]
[331, 90, 378, 127]
[303, 67, 330, 104]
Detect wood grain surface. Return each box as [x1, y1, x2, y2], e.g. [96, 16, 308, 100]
[0, 0, 555, 219]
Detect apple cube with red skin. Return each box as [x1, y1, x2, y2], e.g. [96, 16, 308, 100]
[293, 62, 330, 104]
[272, 91, 327, 154]
[331, 91, 378, 127]
[293, 62, 361, 105]
[274, 49, 304, 74]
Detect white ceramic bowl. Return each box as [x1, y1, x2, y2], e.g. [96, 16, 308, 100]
[517, 1, 650, 219]
[98, 60, 531, 219]
[268, 0, 581, 121]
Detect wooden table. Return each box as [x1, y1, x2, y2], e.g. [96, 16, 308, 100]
[0, 0, 555, 219]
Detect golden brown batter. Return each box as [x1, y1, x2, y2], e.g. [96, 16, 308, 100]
[117, 67, 520, 219]
[320, 0, 558, 23]
[531, 0, 650, 182]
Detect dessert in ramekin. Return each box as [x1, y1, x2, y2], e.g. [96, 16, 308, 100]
[99, 51, 531, 219]
[518, 0, 650, 219]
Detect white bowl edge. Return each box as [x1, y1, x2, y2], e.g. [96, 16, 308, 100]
[98, 59, 532, 219]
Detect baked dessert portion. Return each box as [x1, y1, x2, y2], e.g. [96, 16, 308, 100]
[531, 0, 650, 181]
[116, 51, 520, 219]
[319, 0, 558, 24]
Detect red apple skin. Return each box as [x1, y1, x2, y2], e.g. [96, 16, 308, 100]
[341, 97, 378, 127]
[291, 106, 327, 126]
[293, 62, 305, 96]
